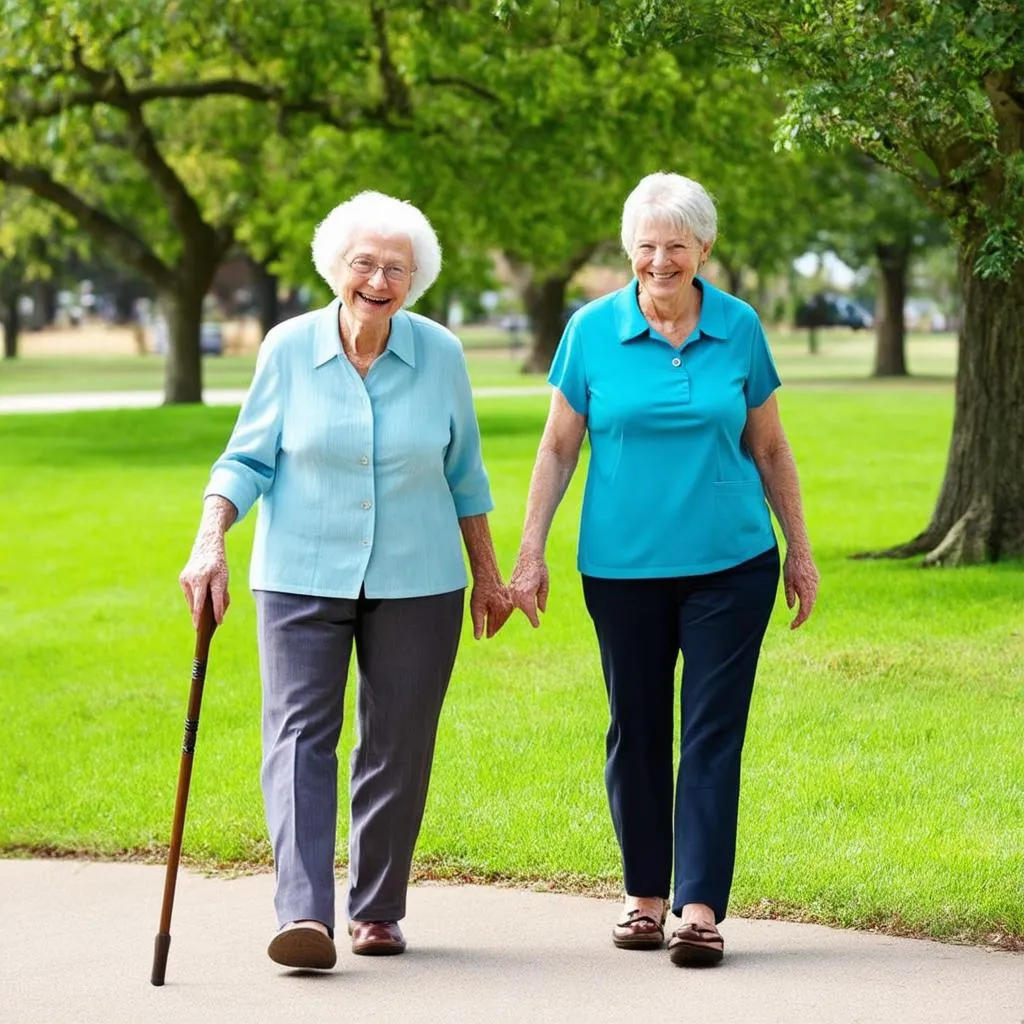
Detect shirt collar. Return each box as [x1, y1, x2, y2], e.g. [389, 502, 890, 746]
[313, 298, 416, 368]
[614, 277, 728, 344]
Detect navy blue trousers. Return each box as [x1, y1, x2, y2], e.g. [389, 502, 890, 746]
[582, 546, 779, 923]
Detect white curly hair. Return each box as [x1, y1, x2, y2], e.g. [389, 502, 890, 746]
[311, 191, 443, 306]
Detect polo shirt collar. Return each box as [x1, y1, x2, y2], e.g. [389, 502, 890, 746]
[614, 277, 728, 343]
[313, 299, 416, 367]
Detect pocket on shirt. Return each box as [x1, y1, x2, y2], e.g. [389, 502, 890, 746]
[713, 479, 772, 559]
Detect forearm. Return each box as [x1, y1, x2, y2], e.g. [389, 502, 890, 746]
[518, 445, 579, 556]
[756, 443, 811, 553]
[192, 495, 238, 552]
[459, 514, 502, 582]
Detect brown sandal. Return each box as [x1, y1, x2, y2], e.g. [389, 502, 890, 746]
[612, 903, 668, 950]
[668, 921, 724, 965]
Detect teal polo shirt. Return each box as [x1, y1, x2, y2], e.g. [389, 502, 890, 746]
[548, 277, 780, 578]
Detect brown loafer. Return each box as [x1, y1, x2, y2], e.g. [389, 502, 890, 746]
[348, 919, 406, 956]
[668, 921, 724, 965]
[267, 925, 337, 970]
[612, 905, 668, 950]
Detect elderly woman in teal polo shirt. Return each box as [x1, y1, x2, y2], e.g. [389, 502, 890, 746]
[510, 172, 818, 966]
[179, 190, 511, 970]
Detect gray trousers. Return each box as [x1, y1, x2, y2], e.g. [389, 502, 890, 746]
[254, 588, 464, 933]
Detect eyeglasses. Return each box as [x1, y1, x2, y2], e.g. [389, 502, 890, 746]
[346, 256, 415, 283]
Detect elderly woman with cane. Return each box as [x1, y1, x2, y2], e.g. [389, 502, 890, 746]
[510, 172, 818, 966]
[179, 191, 511, 970]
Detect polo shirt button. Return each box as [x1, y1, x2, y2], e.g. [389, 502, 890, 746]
[362, 538, 371, 546]
[672, 357, 681, 367]
[361, 500, 372, 510]
[360, 456, 369, 465]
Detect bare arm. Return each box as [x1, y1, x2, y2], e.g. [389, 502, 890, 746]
[510, 389, 587, 626]
[179, 495, 237, 627]
[459, 513, 512, 639]
[744, 394, 819, 628]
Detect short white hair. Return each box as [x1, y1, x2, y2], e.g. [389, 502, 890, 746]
[311, 191, 442, 306]
[621, 172, 718, 254]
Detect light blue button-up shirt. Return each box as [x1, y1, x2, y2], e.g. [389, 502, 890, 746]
[205, 299, 493, 599]
[549, 277, 780, 578]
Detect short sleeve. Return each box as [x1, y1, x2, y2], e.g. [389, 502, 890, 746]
[745, 316, 782, 408]
[547, 315, 588, 415]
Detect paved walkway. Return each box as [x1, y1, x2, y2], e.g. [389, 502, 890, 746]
[0, 385, 550, 415]
[0, 860, 1020, 1024]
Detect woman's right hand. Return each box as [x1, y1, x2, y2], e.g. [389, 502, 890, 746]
[179, 537, 230, 628]
[509, 550, 549, 628]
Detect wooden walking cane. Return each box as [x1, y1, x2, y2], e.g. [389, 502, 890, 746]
[150, 592, 218, 986]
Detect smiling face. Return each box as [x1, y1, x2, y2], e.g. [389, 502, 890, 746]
[336, 231, 415, 325]
[630, 219, 710, 305]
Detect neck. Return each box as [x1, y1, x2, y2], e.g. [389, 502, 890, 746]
[340, 306, 389, 356]
[638, 283, 700, 325]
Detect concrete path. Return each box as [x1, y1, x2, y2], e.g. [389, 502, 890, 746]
[0, 860, 1020, 1024]
[0, 386, 550, 415]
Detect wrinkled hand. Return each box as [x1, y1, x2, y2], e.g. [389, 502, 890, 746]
[179, 536, 230, 628]
[509, 551, 549, 628]
[470, 574, 513, 639]
[784, 544, 819, 629]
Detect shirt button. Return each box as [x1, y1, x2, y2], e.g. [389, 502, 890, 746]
[359, 456, 369, 465]
[362, 539, 371, 547]
[672, 357, 682, 367]
[361, 501, 372, 510]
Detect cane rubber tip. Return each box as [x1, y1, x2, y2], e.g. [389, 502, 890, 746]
[151, 933, 171, 986]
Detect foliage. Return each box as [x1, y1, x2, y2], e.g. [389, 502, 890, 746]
[615, 0, 1024, 277]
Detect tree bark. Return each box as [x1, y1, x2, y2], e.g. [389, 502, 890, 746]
[724, 262, 743, 298]
[856, 255, 1024, 564]
[161, 284, 207, 404]
[506, 245, 599, 374]
[2, 288, 20, 358]
[29, 279, 56, 329]
[251, 256, 281, 337]
[521, 274, 571, 373]
[874, 242, 909, 377]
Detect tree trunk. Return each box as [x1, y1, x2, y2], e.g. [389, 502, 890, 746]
[808, 325, 819, 355]
[505, 244, 598, 374]
[873, 242, 909, 377]
[251, 257, 281, 337]
[856, 255, 1024, 564]
[754, 275, 770, 320]
[411, 287, 449, 327]
[29, 279, 56, 329]
[161, 284, 206, 404]
[2, 289, 20, 358]
[725, 264, 743, 298]
[521, 274, 570, 373]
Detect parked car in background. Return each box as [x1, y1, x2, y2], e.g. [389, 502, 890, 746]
[795, 292, 874, 330]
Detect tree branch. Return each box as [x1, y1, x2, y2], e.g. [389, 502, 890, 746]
[0, 157, 174, 288]
[1, 75, 387, 132]
[66, 40, 217, 247]
[371, 4, 414, 119]
[423, 76, 502, 104]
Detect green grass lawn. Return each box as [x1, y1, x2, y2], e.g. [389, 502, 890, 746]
[1, 384, 1021, 947]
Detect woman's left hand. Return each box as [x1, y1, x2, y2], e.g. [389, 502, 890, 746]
[784, 544, 819, 629]
[470, 575, 514, 640]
